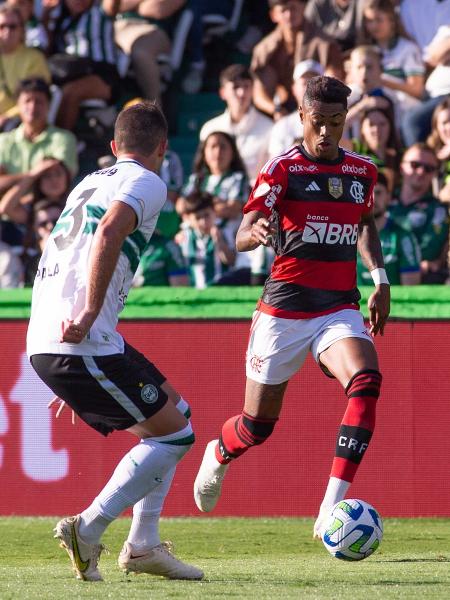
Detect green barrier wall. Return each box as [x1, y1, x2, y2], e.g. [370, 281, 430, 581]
[1, 286, 450, 319]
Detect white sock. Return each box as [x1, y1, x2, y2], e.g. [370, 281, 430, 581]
[78, 432, 192, 544]
[127, 466, 176, 551]
[320, 477, 350, 513]
[78, 507, 112, 545]
[126, 399, 191, 551]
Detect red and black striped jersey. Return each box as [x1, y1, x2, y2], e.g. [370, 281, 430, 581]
[244, 144, 378, 319]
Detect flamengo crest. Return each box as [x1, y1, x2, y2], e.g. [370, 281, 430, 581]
[328, 177, 343, 199]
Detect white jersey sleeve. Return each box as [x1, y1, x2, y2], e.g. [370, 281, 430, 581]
[115, 170, 166, 229]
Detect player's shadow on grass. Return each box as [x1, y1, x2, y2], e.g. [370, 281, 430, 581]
[375, 557, 450, 563]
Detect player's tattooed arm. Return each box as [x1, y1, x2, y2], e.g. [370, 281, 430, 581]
[236, 210, 277, 252]
[358, 213, 390, 336]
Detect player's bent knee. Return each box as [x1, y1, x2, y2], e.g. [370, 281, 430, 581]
[345, 369, 382, 400]
[219, 412, 278, 461]
[241, 412, 278, 446]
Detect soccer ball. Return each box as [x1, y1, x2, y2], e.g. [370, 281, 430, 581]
[322, 498, 383, 561]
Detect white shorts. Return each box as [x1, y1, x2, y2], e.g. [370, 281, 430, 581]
[246, 309, 373, 385]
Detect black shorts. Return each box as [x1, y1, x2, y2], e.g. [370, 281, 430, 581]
[31, 343, 168, 436]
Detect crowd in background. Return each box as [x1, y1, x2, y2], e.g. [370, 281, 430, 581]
[0, 0, 449, 289]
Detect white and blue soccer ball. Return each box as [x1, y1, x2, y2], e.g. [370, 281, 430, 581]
[322, 498, 383, 561]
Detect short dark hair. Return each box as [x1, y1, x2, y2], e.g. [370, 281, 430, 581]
[114, 101, 168, 156]
[16, 77, 51, 101]
[303, 76, 351, 110]
[219, 64, 252, 87]
[183, 191, 214, 214]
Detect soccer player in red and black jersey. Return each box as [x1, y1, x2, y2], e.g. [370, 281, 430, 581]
[194, 76, 390, 538]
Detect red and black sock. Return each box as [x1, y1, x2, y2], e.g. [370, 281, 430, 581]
[216, 412, 278, 464]
[331, 369, 382, 482]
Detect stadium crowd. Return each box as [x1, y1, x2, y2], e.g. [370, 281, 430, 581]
[0, 0, 449, 288]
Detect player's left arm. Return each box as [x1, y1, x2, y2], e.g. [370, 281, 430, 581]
[358, 212, 390, 336]
[61, 201, 137, 343]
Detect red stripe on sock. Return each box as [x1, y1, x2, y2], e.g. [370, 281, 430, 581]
[330, 457, 359, 482]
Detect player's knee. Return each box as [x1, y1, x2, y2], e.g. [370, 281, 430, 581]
[241, 412, 278, 446]
[346, 369, 382, 401]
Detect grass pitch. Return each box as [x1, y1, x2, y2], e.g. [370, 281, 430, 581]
[0, 517, 449, 599]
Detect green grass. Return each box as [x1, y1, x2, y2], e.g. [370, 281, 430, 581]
[1, 517, 449, 599]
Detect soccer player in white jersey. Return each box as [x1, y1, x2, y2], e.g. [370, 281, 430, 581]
[26, 102, 203, 582]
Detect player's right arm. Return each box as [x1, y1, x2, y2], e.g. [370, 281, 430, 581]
[236, 210, 276, 252]
[61, 200, 137, 344]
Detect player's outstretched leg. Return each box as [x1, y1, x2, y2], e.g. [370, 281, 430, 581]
[120, 398, 203, 579]
[314, 369, 381, 539]
[194, 411, 278, 512]
[54, 515, 105, 581]
[120, 463, 203, 579]
[194, 439, 230, 512]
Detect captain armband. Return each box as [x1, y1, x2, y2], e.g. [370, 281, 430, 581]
[370, 268, 390, 286]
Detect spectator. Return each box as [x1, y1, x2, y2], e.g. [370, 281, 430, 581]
[427, 97, 450, 203]
[362, 0, 425, 113]
[304, 0, 367, 53]
[235, 0, 271, 55]
[268, 58, 323, 156]
[0, 239, 23, 287]
[344, 45, 396, 139]
[46, 0, 121, 131]
[133, 228, 188, 286]
[176, 191, 235, 288]
[0, 78, 78, 201]
[0, 5, 50, 131]
[357, 172, 421, 286]
[0, 158, 71, 225]
[400, 0, 450, 55]
[21, 199, 62, 285]
[251, 0, 343, 119]
[180, 0, 234, 95]
[114, 0, 184, 105]
[199, 64, 273, 184]
[157, 148, 184, 238]
[341, 105, 401, 191]
[402, 25, 450, 146]
[6, 0, 48, 50]
[389, 143, 449, 284]
[177, 131, 249, 242]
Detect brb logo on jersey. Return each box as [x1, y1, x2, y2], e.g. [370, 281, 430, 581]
[302, 218, 358, 245]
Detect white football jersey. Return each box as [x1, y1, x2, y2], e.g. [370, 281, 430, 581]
[27, 159, 167, 357]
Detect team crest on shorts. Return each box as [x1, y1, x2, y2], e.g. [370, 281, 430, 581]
[141, 384, 159, 404]
[328, 177, 343, 199]
[249, 355, 265, 374]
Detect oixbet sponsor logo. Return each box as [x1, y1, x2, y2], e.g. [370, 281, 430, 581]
[342, 163, 367, 175]
[288, 164, 319, 173]
[302, 221, 358, 245]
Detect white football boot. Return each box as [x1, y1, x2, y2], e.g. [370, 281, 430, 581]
[193, 439, 229, 512]
[313, 506, 332, 540]
[54, 515, 105, 581]
[118, 541, 204, 580]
